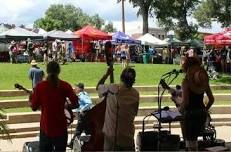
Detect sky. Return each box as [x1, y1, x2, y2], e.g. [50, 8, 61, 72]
[0, 0, 224, 34]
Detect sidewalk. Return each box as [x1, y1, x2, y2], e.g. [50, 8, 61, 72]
[1, 126, 231, 152]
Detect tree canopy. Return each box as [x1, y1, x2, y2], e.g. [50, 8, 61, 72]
[34, 4, 105, 31]
[152, 0, 200, 40]
[103, 22, 116, 33]
[194, 0, 231, 28]
[127, 0, 153, 34]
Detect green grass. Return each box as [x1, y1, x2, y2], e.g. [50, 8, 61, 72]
[0, 62, 182, 90]
[1, 62, 231, 90]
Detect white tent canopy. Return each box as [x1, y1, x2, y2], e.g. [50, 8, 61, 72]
[44, 30, 79, 41]
[0, 27, 43, 40]
[138, 33, 168, 46]
[65, 30, 73, 34]
[32, 28, 47, 35]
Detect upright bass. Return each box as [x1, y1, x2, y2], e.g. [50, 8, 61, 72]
[82, 41, 114, 151]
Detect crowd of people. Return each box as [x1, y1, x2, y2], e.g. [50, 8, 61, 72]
[8, 39, 75, 64]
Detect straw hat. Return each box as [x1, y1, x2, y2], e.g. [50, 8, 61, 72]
[186, 65, 209, 94]
[30, 60, 37, 65]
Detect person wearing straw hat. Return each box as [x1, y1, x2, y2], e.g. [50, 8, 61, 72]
[28, 60, 44, 89]
[180, 53, 214, 151]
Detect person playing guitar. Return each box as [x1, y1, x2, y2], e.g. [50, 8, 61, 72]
[162, 54, 214, 151]
[28, 61, 78, 152]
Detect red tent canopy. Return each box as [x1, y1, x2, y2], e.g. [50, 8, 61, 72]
[74, 25, 112, 40]
[204, 33, 221, 45]
[204, 27, 231, 45]
[73, 25, 112, 55]
[216, 31, 231, 45]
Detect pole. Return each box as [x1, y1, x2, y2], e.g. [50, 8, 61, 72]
[122, 0, 125, 33]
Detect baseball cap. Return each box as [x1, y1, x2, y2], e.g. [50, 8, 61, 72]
[75, 83, 84, 89]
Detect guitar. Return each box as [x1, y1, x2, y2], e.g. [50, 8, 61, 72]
[160, 79, 182, 109]
[14, 83, 74, 126]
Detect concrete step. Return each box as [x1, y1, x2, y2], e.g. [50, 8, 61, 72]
[1, 93, 231, 109]
[3, 121, 231, 139]
[3, 114, 231, 139]
[3, 106, 231, 124]
[1, 85, 231, 97]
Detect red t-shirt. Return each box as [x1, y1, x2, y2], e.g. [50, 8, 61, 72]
[31, 80, 78, 137]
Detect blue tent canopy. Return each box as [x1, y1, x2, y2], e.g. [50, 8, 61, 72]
[112, 31, 141, 45]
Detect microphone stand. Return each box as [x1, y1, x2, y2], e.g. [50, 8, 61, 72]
[156, 71, 180, 151]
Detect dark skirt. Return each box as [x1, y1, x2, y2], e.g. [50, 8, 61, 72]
[183, 109, 207, 141]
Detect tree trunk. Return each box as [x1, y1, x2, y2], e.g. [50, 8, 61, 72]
[122, 0, 125, 33]
[142, 8, 149, 34]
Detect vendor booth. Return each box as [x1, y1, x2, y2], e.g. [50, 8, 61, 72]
[112, 31, 141, 45]
[138, 33, 167, 46]
[43, 30, 79, 41]
[204, 28, 231, 46]
[0, 27, 43, 41]
[74, 25, 112, 57]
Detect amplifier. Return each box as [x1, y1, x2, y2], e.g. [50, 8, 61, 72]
[136, 131, 180, 151]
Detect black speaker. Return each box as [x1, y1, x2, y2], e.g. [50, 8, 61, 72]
[136, 131, 180, 151]
[22, 141, 39, 152]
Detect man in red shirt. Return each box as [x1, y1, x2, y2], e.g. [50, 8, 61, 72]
[29, 61, 78, 152]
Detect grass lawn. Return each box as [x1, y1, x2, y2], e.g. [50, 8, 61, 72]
[0, 62, 182, 90]
[0, 62, 231, 90]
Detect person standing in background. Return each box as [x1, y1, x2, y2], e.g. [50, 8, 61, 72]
[42, 42, 48, 65]
[8, 40, 17, 63]
[27, 38, 34, 62]
[125, 44, 130, 67]
[120, 44, 127, 68]
[28, 60, 44, 89]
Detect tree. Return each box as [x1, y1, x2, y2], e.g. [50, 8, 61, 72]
[103, 22, 116, 33]
[152, 0, 200, 40]
[194, 0, 231, 28]
[90, 14, 105, 30]
[117, 0, 126, 33]
[34, 4, 105, 31]
[117, 0, 152, 34]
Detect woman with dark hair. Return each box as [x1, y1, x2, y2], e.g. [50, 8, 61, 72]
[180, 54, 214, 151]
[96, 67, 139, 151]
[29, 61, 78, 152]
